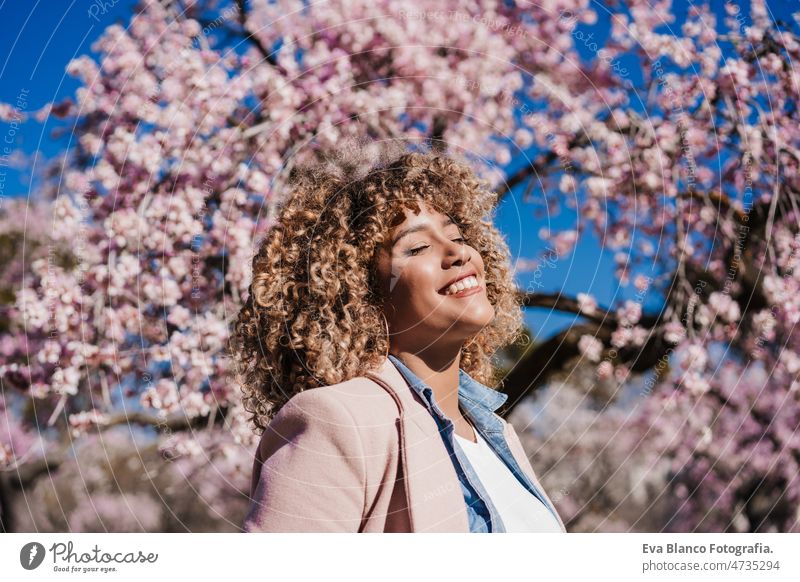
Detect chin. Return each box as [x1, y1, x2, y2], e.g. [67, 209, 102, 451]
[455, 314, 495, 334]
[468, 302, 495, 323]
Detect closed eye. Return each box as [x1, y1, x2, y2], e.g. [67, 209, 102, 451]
[409, 238, 465, 256]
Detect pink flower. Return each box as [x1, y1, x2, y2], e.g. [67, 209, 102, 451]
[140, 379, 181, 414]
[682, 370, 710, 396]
[682, 343, 709, 372]
[167, 305, 193, 329]
[611, 327, 632, 348]
[708, 291, 741, 322]
[664, 321, 685, 344]
[552, 230, 578, 257]
[596, 361, 614, 379]
[578, 334, 603, 362]
[68, 409, 111, 437]
[577, 292, 598, 316]
[617, 300, 642, 326]
[633, 275, 651, 292]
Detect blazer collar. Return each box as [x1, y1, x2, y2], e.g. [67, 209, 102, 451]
[384, 354, 508, 433]
[366, 356, 479, 532]
[386, 353, 508, 409]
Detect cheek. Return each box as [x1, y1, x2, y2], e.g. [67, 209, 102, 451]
[389, 265, 441, 309]
[469, 247, 485, 270]
[396, 270, 433, 301]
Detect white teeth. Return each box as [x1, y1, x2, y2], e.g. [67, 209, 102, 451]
[444, 275, 479, 295]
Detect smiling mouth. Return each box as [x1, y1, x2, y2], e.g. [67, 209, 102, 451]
[439, 275, 481, 296]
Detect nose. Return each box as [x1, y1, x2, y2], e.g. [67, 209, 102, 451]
[444, 238, 470, 266]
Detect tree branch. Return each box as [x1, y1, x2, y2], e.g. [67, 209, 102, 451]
[196, 3, 287, 73]
[495, 133, 590, 202]
[499, 292, 668, 413]
[518, 290, 618, 327]
[497, 322, 611, 411]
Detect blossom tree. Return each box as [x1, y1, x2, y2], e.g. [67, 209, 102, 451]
[0, 0, 595, 531]
[1, 0, 799, 532]
[496, 0, 800, 532]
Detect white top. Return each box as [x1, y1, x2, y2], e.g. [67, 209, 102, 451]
[455, 428, 563, 533]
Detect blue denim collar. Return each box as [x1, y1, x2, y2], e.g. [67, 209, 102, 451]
[387, 354, 509, 434]
[386, 353, 564, 532]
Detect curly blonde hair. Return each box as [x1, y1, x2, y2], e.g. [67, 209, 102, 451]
[229, 139, 524, 433]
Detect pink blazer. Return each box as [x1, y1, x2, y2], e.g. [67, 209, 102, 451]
[242, 356, 567, 532]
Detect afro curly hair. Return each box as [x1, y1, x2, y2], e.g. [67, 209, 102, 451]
[229, 138, 524, 433]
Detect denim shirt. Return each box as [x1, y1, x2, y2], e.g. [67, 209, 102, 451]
[387, 354, 561, 533]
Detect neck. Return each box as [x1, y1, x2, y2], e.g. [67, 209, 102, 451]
[389, 346, 465, 423]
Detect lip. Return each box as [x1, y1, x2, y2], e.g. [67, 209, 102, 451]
[438, 269, 479, 294]
[443, 283, 483, 299]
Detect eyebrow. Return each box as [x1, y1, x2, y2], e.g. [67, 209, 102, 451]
[392, 216, 457, 245]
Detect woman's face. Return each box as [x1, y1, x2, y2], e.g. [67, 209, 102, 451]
[374, 200, 495, 353]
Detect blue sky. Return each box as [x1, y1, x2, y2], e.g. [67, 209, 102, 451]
[0, 0, 794, 340]
[0, 0, 138, 186]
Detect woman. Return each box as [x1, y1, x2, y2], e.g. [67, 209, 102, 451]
[231, 139, 566, 533]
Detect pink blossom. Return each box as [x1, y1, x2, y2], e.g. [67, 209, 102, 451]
[596, 361, 614, 379]
[0, 0, 798, 534]
[663, 321, 686, 344]
[577, 292, 598, 316]
[708, 291, 741, 322]
[68, 410, 111, 437]
[611, 327, 632, 348]
[140, 379, 181, 415]
[617, 300, 642, 326]
[578, 335, 603, 362]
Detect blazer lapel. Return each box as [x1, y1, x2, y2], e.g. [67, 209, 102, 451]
[366, 357, 470, 533]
